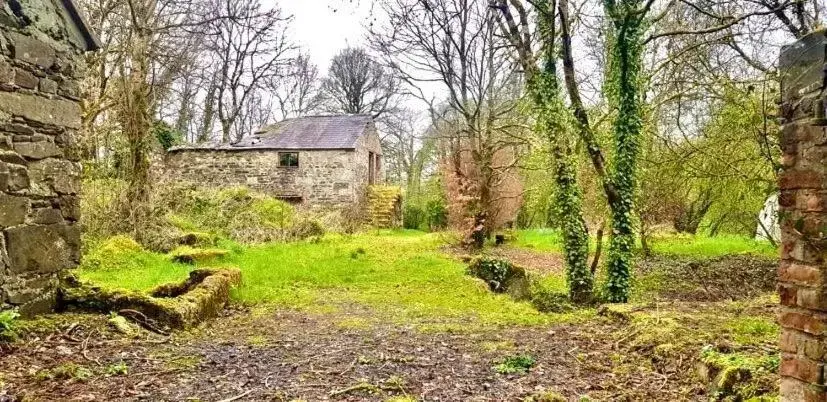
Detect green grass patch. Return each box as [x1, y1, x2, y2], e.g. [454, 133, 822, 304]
[77, 237, 194, 292]
[647, 235, 776, 258]
[77, 230, 589, 328]
[514, 229, 776, 258]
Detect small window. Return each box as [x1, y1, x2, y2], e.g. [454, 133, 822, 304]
[278, 152, 299, 167]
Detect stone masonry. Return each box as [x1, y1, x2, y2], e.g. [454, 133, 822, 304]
[165, 116, 385, 209]
[779, 30, 827, 401]
[0, 1, 97, 316]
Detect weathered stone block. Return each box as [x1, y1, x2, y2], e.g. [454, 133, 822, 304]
[780, 309, 827, 336]
[13, 67, 37, 89]
[0, 60, 12, 83]
[14, 141, 62, 160]
[2, 122, 35, 135]
[28, 158, 80, 195]
[7, 163, 28, 191]
[0, 91, 80, 129]
[3, 275, 56, 304]
[0, 192, 28, 227]
[5, 223, 79, 274]
[6, 31, 56, 69]
[58, 195, 80, 221]
[30, 208, 63, 225]
[39, 77, 56, 94]
[780, 261, 823, 285]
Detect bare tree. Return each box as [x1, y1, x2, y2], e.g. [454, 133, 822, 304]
[371, 0, 528, 246]
[270, 53, 322, 120]
[205, 0, 294, 142]
[320, 47, 399, 118]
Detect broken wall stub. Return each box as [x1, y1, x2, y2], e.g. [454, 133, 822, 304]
[0, 0, 98, 316]
[779, 30, 827, 401]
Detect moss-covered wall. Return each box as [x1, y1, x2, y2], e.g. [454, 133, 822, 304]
[0, 0, 94, 316]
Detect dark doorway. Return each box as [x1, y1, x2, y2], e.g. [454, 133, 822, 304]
[369, 151, 375, 185]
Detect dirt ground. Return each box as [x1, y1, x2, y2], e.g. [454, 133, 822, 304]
[0, 302, 774, 402]
[0, 246, 778, 402]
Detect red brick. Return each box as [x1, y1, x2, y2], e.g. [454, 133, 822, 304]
[781, 284, 799, 306]
[799, 288, 827, 311]
[779, 310, 827, 335]
[781, 190, 798, 208]
[782, 330, 800, 353]
[781, 169, 826, 190]
[797, 190, 827, 212]
[805, 384, 827, 402]
[780, 261, 823, 285]
[781, 355, 824, 384]
[781, 378, 827, 402]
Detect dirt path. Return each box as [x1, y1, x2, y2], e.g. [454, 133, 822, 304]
[0, 305, 712, 402]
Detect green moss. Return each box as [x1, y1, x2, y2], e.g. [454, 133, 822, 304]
[35, 363, 94, 382]
[701, 347, 779, 400]
[169, 246, 229, 264]
[63, 268, 242, 329]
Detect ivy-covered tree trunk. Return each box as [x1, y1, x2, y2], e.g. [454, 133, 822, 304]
[529, 0, 594, 303]
[603, 0, 646, 302]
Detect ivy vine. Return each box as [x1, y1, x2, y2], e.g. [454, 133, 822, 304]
[603, 0, 647, 303]
[526, 0, 594, 304]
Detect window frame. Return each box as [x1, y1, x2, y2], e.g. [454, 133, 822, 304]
[278, 151, 299, 168]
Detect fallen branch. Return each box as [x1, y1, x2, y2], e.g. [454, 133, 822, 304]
[329, 382, 379, 397]
[119, 309, 170, 336]
[217, 390, 252, 402]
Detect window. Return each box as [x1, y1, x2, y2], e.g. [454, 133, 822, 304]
[278, 152, 299, 167]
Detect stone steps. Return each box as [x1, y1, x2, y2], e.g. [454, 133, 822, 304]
[367, 185, 402, 228]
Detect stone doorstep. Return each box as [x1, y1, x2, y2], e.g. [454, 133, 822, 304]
[59, 268, 242, 330]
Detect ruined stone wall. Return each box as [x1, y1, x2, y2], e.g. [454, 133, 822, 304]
[353, 123, 384, 190]
[164, 149, 361, 207]
[0, 2, 88, 315]
[778, 31, 827, 401]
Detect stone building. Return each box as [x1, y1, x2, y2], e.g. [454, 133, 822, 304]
[0, 1, 98, 315]
[166, 115, 385, 208]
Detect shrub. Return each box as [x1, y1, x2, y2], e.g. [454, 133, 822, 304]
[425, 199, 448, 230]
[0, 309, 19, 342]
[493, 354, 536, 374]
[529, 284, 573, 313]
[290, 217, 326, 239]
[403, 204, 424, 230]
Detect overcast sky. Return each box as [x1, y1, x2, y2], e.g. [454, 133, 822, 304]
[277, 1, 375, 73]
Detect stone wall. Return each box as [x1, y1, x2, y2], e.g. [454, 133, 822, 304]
[778, 31, 827, 401]
[165, 126, 385, 209]
[165, 149, 362, 207]
[0, 1, 92, 315]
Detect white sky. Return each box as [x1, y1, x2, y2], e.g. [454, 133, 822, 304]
[277, 1, 376, 73]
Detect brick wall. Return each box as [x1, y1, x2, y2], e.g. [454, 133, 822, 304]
[0, 1, 93, 316]
[779, 30, 827, 401]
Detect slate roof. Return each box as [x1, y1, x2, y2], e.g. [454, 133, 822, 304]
[169, 115, 374, 152]
[63, 0, 102, 51]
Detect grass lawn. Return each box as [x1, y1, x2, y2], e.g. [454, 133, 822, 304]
[514, 228, 777, 258]
[76, 230, 587, 329]
[59, 229, 781, 400]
